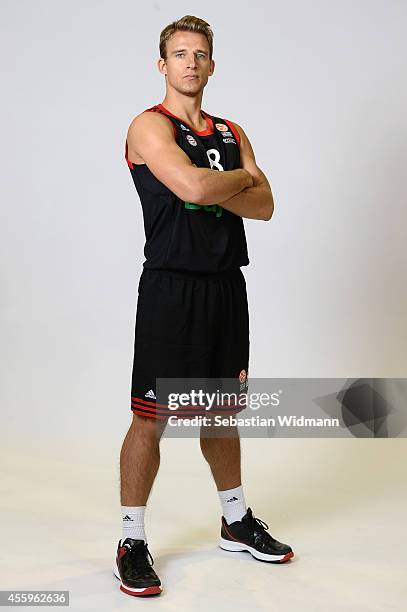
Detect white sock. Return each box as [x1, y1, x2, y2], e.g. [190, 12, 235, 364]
[121, 505, 147, 544]
[218, 485, 247, 524]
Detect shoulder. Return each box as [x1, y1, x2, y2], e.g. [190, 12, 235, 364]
[223, 120, 256, 156]
[127, 107, 176, 140]
[225, 120, 244, 141]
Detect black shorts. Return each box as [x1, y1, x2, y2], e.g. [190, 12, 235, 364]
[130, 268, 250, 419]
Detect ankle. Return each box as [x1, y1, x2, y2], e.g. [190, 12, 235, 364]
[218, 485, 247, 524]
[121, 505, 147, 544]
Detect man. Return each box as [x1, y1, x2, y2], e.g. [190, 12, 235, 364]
[114, 15, 294, 598]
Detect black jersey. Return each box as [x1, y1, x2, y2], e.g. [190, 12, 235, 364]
[125, 103, 250, 274]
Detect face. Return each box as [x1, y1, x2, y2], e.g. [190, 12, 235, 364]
[158, 30, 215, 95]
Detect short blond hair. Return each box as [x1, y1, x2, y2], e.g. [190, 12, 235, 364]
[159, 15, 213, 61]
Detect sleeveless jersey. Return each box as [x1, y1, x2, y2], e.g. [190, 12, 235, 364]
[125, 103, 250, 274]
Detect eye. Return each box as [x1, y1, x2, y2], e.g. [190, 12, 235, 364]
[175, 53, 184, 57]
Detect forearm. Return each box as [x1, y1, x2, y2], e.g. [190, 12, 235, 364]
[218, 185, 274, 221]
[193, 168, 252, 204]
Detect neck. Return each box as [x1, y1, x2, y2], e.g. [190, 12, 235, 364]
[160, 94, 206, 129]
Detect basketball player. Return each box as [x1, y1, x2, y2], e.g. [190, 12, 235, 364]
[114, 15, 294, 597]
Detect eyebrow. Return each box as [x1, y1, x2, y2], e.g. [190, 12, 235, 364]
[171, 48, 208, 55]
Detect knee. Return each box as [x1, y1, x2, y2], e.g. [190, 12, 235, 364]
[130, 413, 166, 441]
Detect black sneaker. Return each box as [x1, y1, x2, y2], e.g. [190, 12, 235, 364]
[113, 538, 162, 596]
[219, 507, 294, 563]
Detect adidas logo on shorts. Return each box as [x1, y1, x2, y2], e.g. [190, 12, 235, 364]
[145, 389, 156, 399]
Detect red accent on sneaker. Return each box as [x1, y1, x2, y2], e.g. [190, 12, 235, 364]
[278, 551, 294, 563]
[221, 516, 252, 546]
[120, 584, 162, 597]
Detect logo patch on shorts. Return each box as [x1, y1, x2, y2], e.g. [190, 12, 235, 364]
[239, 369, 248, 392]
[239, 369, 247, 383]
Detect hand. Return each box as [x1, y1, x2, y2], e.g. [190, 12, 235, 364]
[242, 168, 254, 188]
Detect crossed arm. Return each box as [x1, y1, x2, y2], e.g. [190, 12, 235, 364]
[126, 112, 274, 221]
[213, 121, 274, 221]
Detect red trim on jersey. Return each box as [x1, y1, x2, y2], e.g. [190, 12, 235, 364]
[124, 139, 134, 169]
[124, 105, 178, 169]
[223, 119, 241, 147]
[156, 103, 214, 136]
[124, 105, 239, 168]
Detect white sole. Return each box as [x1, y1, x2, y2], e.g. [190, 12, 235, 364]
[219, 537, 293, 562]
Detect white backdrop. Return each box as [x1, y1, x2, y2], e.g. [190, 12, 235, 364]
[1, 0, 406, 482]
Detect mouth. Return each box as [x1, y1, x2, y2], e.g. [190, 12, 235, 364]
[184, 75, 199, 80]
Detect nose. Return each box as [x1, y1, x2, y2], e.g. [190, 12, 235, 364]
[186, 54, 197, 69]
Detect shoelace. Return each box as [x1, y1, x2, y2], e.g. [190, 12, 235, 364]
[247, 513, 277, 542]
[253, 516, 269, 531]
[126, 543, 155, 574]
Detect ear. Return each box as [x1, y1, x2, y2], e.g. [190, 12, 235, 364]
[157, 57, 167, 76]
[209, 59, 215, 76]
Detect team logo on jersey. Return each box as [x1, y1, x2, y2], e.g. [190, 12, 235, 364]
[221, 131, 233, 137]
[215, 123, 229, 132]
[239, 369, 247, 383]
[186, 134, 197, 146]
[180, 124, 189, 131]
[223, 138, 236, 144]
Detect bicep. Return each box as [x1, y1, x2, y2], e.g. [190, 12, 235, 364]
[230, 121, 271, 190]
[127, 114, 199, 201]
